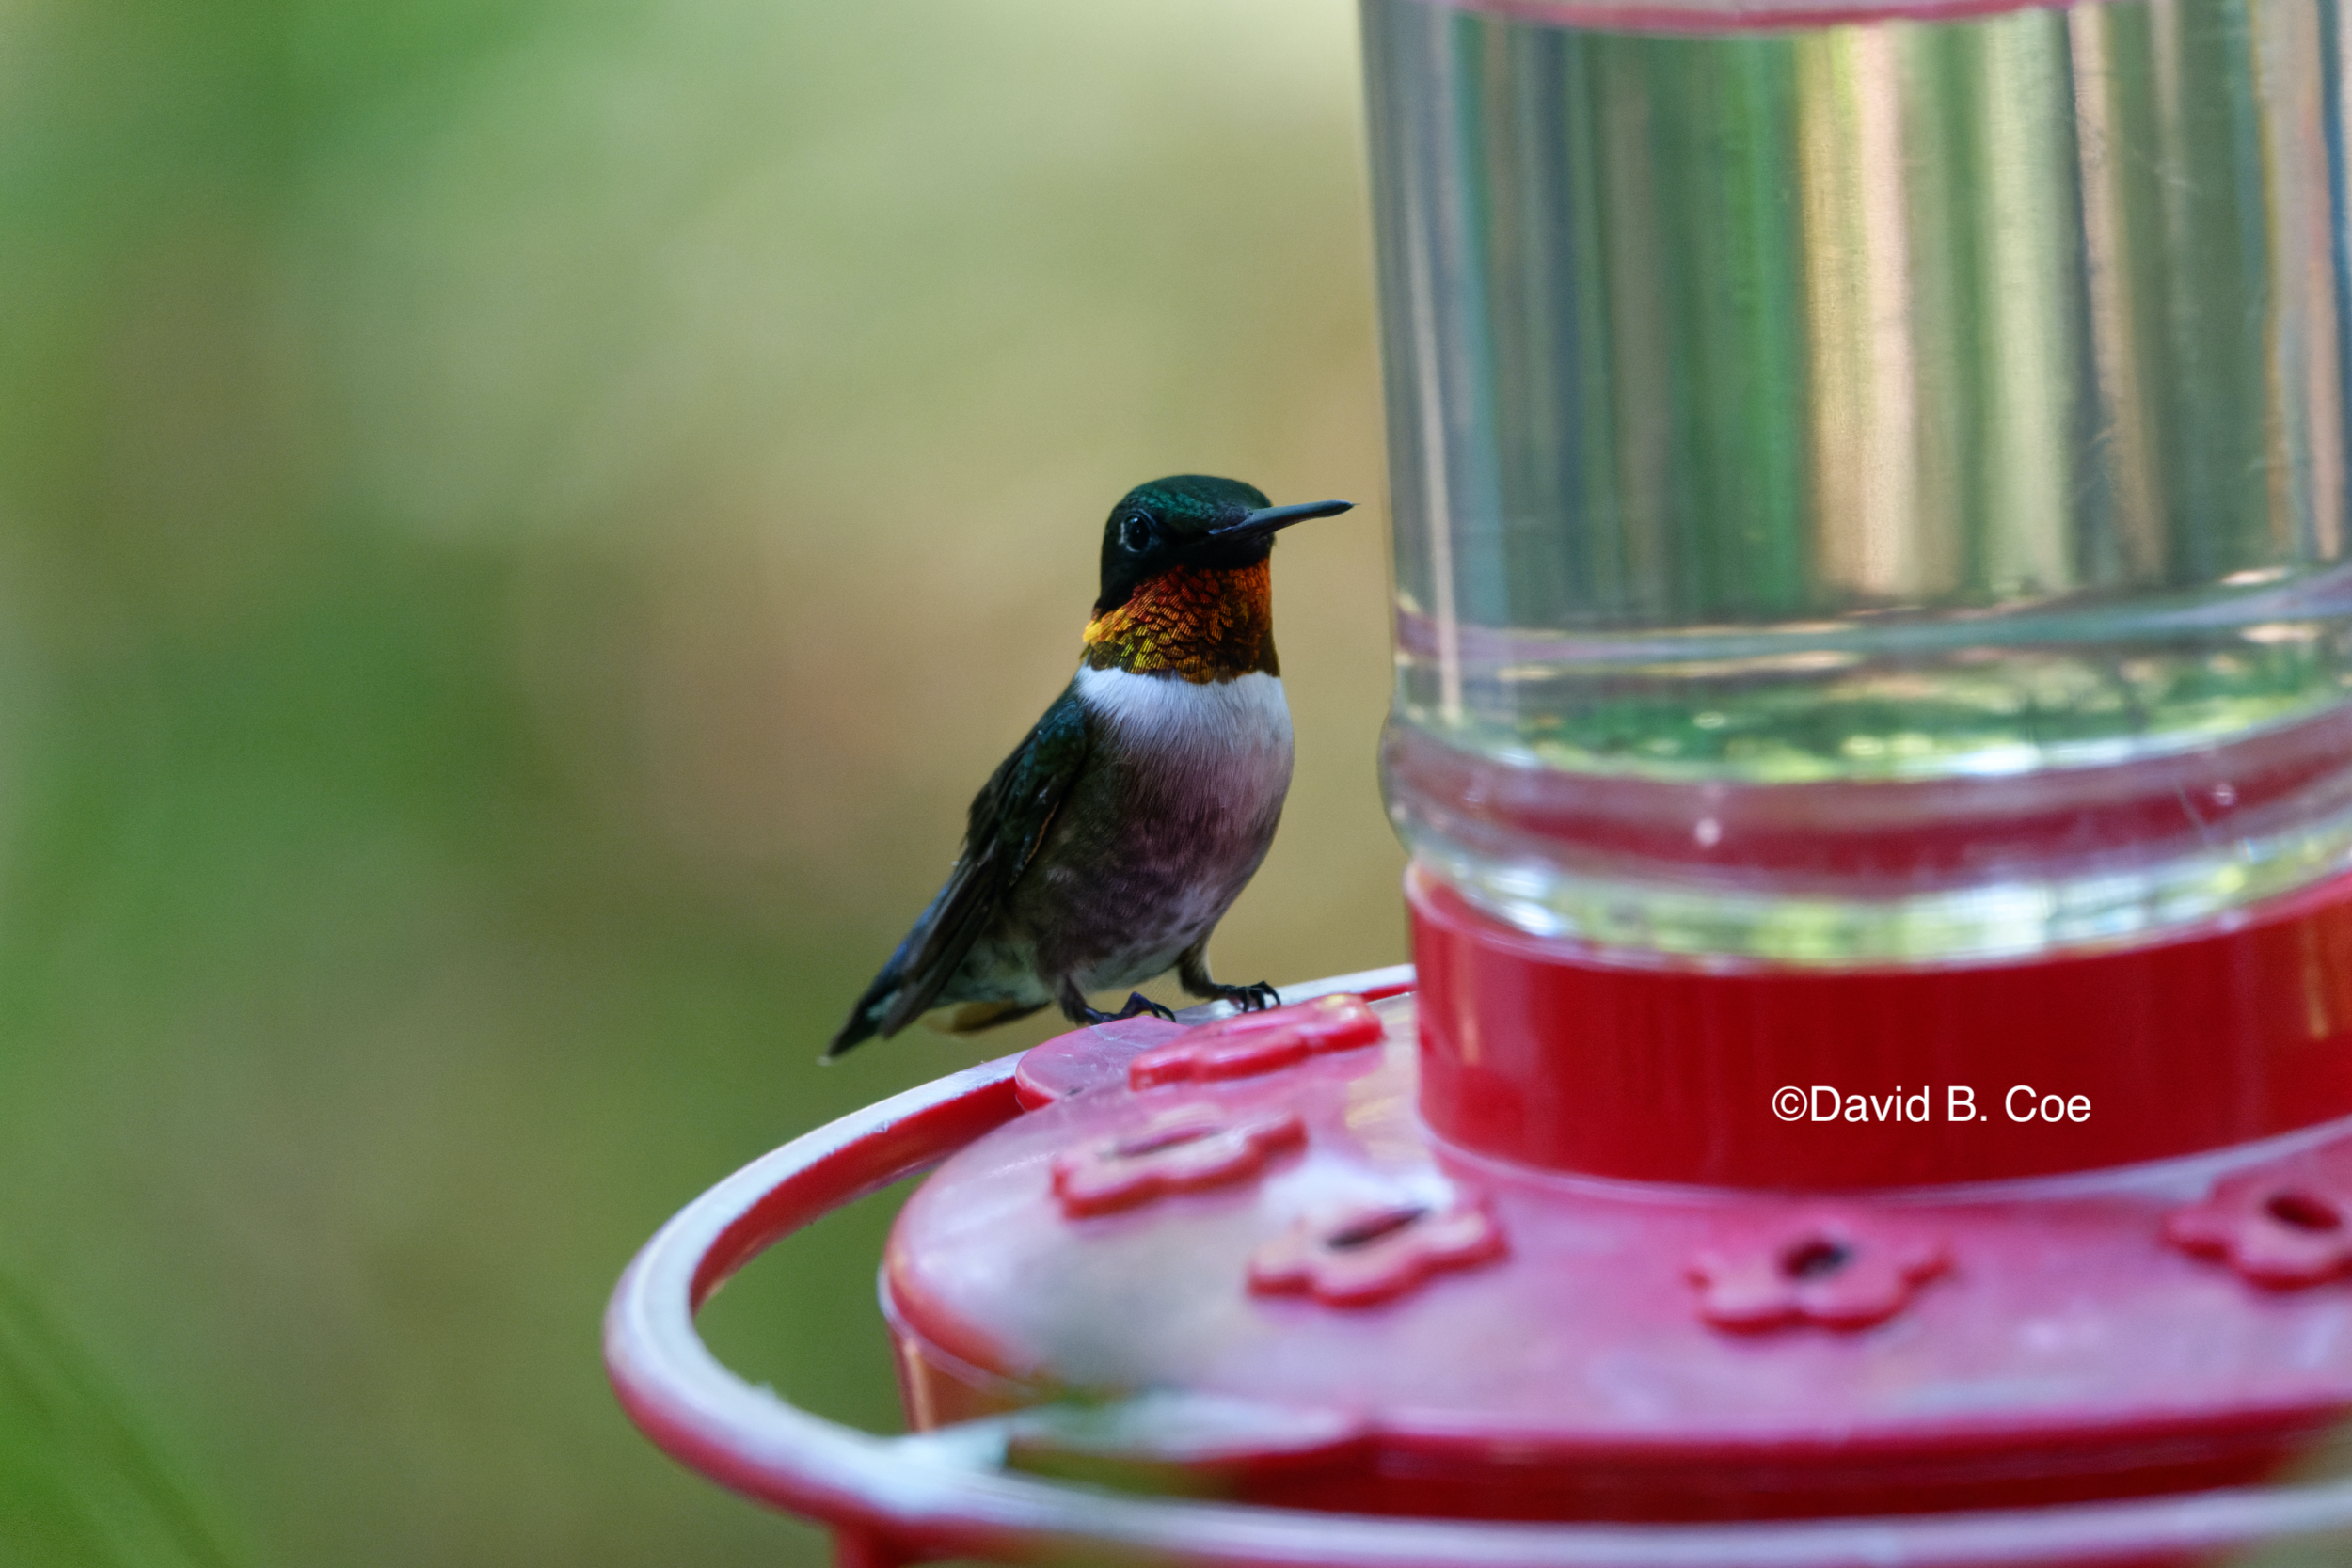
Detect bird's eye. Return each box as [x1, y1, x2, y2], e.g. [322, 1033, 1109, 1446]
[1120, 515, 1152, 552]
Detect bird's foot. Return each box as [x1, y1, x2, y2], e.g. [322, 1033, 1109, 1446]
[1074, 991, 1179, 1026]
[1201, 980, 1280, 1013]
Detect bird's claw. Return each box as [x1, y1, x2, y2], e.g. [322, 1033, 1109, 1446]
[1211, 981, 1281, 1013]
[1077, 992, 1180, 1026]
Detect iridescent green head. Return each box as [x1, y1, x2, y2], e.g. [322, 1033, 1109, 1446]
[1093, 475, 1351, 614]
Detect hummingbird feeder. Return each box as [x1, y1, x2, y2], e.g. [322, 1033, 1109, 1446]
[608, 0, 2352, 1560]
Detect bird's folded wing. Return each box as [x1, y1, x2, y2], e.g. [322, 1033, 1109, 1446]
[875, 685, 1090, 1037]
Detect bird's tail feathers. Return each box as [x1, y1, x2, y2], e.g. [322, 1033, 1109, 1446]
[829, 981, 1048, 1057]
[824, 882, 960, 1060]
[823, 944, 914, 1061]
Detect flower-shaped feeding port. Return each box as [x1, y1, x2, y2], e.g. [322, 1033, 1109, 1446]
[1128, 994, 1385, 1090]
[1248, 1197, 1504, 1308]
[2166, 1148, 2352, 1289]
[1051, 1106, 1306, 1218]
[1687, 1214, 1949, 1332]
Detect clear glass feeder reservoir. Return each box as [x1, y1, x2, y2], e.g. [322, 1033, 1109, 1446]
[1368, 0, 2352, 967]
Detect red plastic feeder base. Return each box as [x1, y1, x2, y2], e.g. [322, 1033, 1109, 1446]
[887, 996, 2352, 1524]
[609, 957, 2352, 1566]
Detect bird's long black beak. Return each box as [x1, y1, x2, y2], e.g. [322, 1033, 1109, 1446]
[1210, 499, 1355, 544]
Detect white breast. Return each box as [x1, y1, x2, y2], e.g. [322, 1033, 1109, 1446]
[1073, 665, 1294, 807]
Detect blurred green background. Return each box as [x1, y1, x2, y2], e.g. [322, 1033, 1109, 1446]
[0, 0, 1400, 1562]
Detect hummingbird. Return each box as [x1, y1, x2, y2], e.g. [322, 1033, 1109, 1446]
[824, 475, 1353, 1058]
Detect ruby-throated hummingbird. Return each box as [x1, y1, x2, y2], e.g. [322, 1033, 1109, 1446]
[825, 475, 1352, 1058]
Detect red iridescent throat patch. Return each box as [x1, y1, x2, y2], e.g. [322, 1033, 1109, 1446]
[1083, 562, 1277, 683]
